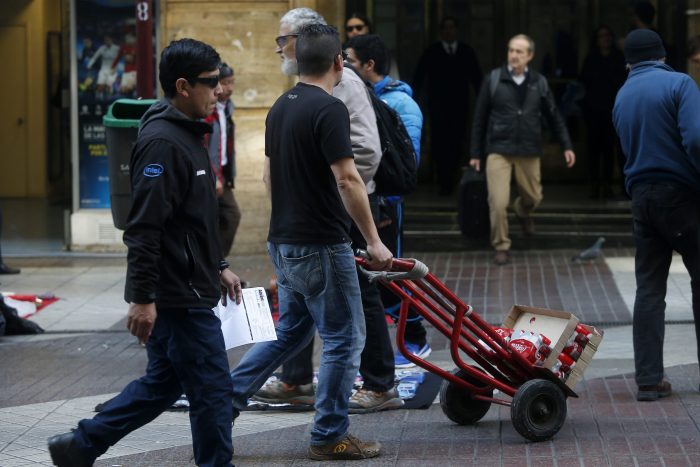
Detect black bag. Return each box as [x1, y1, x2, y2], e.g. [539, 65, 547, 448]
[457, 168, 490, 239]
[366, 84, 418, 196]
[0, 297, 44, 336]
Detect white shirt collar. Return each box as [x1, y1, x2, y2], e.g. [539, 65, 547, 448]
[507, 65, 528, 85]
[441, 41, 457, 54]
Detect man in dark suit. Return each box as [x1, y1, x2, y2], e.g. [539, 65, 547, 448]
[413, 16, 482, 195]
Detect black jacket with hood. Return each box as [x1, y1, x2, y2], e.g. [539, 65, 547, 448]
[123, 99, 223, 310]
[470, 65, 573, 160]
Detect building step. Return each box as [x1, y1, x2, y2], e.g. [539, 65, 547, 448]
[402, 205, 634, 251]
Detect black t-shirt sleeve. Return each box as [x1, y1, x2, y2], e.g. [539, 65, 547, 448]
[315, 100, 353, 165]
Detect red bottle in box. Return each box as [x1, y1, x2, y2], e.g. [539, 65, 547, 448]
[558, 353, 575, 374]
[563, 342, 583, 360]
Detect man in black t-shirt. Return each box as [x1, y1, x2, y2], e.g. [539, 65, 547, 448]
[229, 24, 392, 461]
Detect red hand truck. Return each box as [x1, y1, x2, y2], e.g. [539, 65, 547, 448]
[356, 252, 577, 442]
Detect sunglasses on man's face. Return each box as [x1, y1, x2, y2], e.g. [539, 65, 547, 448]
[189, 76, 220, 88]
[346, 24, 366, 32]
[275, 34, 299, 48]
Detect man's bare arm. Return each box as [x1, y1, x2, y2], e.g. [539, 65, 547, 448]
[330, 157, 392, 269]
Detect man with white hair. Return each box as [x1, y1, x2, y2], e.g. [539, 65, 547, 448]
[249, 8, 403, 416]
[229, 13, 392, 461]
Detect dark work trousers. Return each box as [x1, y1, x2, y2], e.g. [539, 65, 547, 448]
[584, 109, 617, 197]
[378, 198, 428, 348]
[631, 183, 700, 386]
[430, 108, 468, 195]
[73, 308, 234, 467]
[281, 222, 396, 392]
[218, 188, 242, 257]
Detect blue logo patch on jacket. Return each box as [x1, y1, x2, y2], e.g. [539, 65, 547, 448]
[143, 164, 164, 178]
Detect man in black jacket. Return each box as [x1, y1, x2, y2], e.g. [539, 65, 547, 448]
[47, 38, 242, 467]
[469, 34, 575, 265]
[413, 16, 482, 196]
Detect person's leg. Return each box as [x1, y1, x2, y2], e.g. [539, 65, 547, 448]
[252, 337, 315, 406]
[654, 187, 700, 385]
[439, 112, 467, 195]
[356, 264, 395, 392]
[230, 243, 317, 415]
[430, 111, 452, 195]
[299, 243, 365, 445]
[485, 153, 513, 253]
[280, 338, 315, 385]
[218, 188, 241, 257]
[169, 308, 233, 467]
[512, 156, 543, 219]
[71, 311, 186, 461]
[349, 224, 394, 393]
[630, 185, 672, 388]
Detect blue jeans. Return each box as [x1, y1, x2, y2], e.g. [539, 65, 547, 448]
[230, 242, 365, 445]
[74, 308, 233, 467]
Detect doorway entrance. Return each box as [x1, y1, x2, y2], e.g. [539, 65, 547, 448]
[0, 25, 28, 197]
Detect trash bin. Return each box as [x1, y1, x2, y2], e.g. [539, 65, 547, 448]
[103, 99, 157, 229]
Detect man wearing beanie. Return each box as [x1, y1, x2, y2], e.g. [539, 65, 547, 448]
[613, 28, 700, 402]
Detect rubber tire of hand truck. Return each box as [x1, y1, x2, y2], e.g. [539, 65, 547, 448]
[439, 367, 492, 425]
[511, 379, 567, 442]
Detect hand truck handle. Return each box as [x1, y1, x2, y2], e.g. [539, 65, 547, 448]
[354, 249, 429, 281]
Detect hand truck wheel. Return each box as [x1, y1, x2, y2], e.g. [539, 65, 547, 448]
[511, 379, 567, 442]
[439, 367, 493, 425]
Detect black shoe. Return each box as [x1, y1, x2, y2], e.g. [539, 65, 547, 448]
[0, 264, 20, 274]
[516, 215, 535, 236]
[47, 431, 93, 467]
[494, 250, 510, 265]
[637, 379, 672, 402]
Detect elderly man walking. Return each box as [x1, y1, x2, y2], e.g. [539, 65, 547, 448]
[469, 34, 575, 265]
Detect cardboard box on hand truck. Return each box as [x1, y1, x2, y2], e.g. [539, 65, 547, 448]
[502, 305, 603, 390]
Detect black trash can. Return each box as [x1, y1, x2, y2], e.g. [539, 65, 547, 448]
[103, 99, 157, 229]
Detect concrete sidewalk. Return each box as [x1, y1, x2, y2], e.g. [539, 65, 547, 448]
[0, 249, 697, 466]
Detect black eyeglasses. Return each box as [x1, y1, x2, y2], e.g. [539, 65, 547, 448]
[188, 76, 220, 88]
[275, 34, 299, 48]
[340, 50, 348, 61]
[346, 24, 366, 32]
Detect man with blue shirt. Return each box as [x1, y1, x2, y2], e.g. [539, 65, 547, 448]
[613, 29, 700, 402]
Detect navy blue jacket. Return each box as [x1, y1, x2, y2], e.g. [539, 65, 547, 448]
[613, 62, 700, 194]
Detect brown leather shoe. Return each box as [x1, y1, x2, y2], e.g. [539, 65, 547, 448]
[308, 434, 381, 460]
[637, 379, 672, 401]
[494, 251, 509, 265]
[517, 215, 535, 236]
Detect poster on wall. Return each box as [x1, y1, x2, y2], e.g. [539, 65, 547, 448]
[75, 0, 155, 209]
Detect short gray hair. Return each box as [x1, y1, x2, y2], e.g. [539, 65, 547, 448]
[280, 8, 327, 34]
[510, 34, 535, 54]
